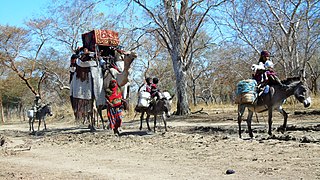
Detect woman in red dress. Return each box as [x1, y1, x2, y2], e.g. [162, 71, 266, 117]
[105, 79, 123, 135]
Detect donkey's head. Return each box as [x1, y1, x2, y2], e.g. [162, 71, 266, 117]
[160, 92, 174, 117]
[293, 82, 311, 108]
[44, 103, 53, 116]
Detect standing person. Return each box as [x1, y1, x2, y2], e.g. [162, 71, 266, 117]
[105, 79, 123, 135]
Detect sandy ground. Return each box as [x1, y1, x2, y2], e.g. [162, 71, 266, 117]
[0, 107, 319, 180]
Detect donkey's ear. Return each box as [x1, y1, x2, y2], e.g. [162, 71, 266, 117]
[169, 94, 175, 100]
[299, 69, 307, 82]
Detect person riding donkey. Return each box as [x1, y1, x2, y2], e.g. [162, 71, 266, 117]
[252, 50, 285, 96]
[33, 94, 43, 114]
[252, 50, 270, 84]
[151, 77, 161, 100]
[149, 77, 162, 110]
[259, 60, 285, 94]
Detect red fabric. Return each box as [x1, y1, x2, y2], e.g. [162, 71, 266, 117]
[146, 84, 151, 93]
[107, 84, 122, 107]
[82, 30, 120, 51]
[266, 70, 277, 76]
[106, 82, 123, 130]
[261, 50, 270, 57]
[151, 84, 157, 89]
[108, 108, 122, 130]
[253, 69, 266, 84]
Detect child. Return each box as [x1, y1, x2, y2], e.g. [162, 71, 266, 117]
[259, 60, 284, 95]
[151, 77, 160, 100]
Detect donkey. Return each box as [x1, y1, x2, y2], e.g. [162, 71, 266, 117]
[139, 92, 174, 132]
[237, 77, 311, 138]
[28, 104, 53, 132]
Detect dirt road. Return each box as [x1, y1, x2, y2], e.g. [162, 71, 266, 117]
[0, 108, 319, 179]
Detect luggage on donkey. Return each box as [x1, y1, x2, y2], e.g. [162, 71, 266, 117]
[235, 79, 257, 104]
[137, 91, 151, 108]
[27, 109, 34, 118]
[135, 91, 151, 113]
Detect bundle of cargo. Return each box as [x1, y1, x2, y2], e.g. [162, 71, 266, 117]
[137, 91, 151, 108]
[235, 79, 257, 104]
[82, 30, 120, 53]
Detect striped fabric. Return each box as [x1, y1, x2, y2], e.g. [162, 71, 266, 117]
[108, 107, 123, 130]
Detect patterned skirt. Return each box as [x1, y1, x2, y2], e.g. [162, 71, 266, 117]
[108, 107, 123, 130]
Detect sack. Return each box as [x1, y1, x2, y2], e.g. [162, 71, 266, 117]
[27, 110, 34, 118]
[236, 79, 257, 95]
[137, 91, 151, 108]
[235, 92, 257, 104]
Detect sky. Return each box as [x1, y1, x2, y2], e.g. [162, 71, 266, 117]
[0, 0, 49, 26]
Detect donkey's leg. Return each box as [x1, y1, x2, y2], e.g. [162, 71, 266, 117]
[29, 117, 32, 131]
[30, 117, 35, 132]
[43, 118, 47, 130]
[139, 111, 145, 130]
[38, 118, 41, 131]
[146, 114, 151, 131]
[237, 105, 245, 138]
[246, 110, 254, 138]
[278, 106, 288, 132]
[268, 108, 273, 136]
[31, 118, 35, 132]
[162, 113, 168, 131]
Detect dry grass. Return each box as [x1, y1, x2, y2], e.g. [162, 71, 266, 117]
[28, 94, 319, 123]
[282, 94, 319, 111]
[118, 94, 320, 121]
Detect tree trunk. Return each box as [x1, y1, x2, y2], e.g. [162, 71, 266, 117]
[0, 96, 4, 123]
[192, 79, 197, 106]
[311, 77, 318, 95]
[172, 55, 190, 115]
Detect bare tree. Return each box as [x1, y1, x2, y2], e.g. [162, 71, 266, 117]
[0, 25, 45, 95]
[221, 0, 320, 82]
[133, 0, 226, 115]
[46, 0, 108, 52]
